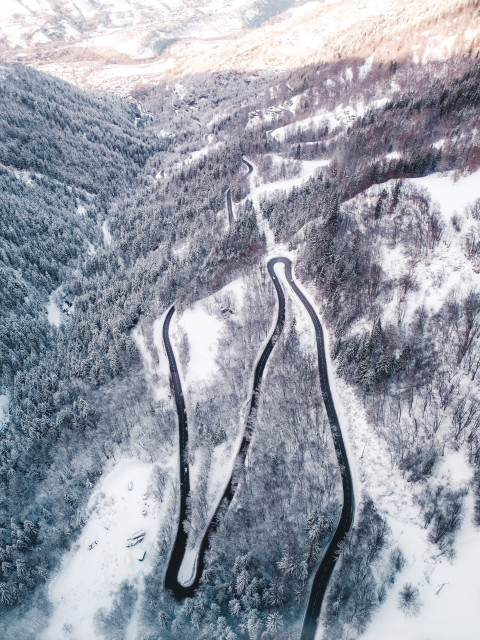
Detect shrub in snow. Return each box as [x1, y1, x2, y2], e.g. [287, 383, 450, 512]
[398, 582, 422, 616]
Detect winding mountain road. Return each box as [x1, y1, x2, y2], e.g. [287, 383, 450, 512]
[163, 259, 286, 598]
[242, 156, 254, 175]
[164, 255, 353, 635]
[163, 306, 193, 597]
[225, 188, 234, 227]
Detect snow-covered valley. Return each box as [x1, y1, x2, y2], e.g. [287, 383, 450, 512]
[2, 3, 480, 639]
[0, 0, 478, 94]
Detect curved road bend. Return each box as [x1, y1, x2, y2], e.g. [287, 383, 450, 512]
[242, 156, 254, 175]
[163, 260, 287, 599]
[277, 258, 355, 640]
[163, 257, 354, 639]
[163, 306, 192, 597]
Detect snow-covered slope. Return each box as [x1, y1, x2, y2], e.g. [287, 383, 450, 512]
[41, 460, 169, 640]
[312, 168, 480, 639]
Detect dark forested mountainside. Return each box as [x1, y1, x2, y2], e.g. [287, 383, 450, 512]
[0, 65, 155, 195]
[0, 64, 159, 389]
[0, 64, 162, 622]
[0, 168, 93, 384]
[1, 53, 480, 639]
[0, 63, 268, 632]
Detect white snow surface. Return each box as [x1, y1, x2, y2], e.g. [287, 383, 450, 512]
[41, 459, 163, 640]
[359, 54, 374, 80]
[102, 219, 112, 246]
[270, 110, 342, 140]
[353, 167, 480, 332]
[46, 292, 62, 327]
[412, 167, 480, 220]
[366, 494, 480, 640]
[0, 394, 9, 430]
[133, 310, 171, 404]
[385, 150, 401, 160]
[173, 304, 224, 387]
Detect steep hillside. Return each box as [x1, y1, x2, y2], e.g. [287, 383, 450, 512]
[0, 64, 162, 631]
[0, 63, 155, 389]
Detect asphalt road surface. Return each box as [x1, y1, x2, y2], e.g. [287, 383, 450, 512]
[225, 188, 234, 227]
[242, 156, 254, 174]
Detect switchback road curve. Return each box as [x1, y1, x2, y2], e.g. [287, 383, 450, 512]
[242, 156, 254, 175]
[163, 258, 354, 640]
[163, 259, 286, 598]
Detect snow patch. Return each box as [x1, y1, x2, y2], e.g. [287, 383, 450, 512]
[41, 460, 163, 640]
[0, 394, 9, 430]
[411, 168, 480, 221]
[46, 293, 62, 328]
[359, 54, 374, 80]
[173, 286, 238, 387]
[433, 138, 445, 150]
[133, 314, 171, 403]
[270, 110, 341, 140]
[367, 495, 480, 640]
[385, 151, 401, 160]
[437, 450, 474, 487]
[102, 219, 112, 246]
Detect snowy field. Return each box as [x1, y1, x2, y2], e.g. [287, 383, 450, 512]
[170, 278, 250, 582]
[41, 460, 165, 640]
[328, 371, 480, 640]
[384, 167, 480, 324]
